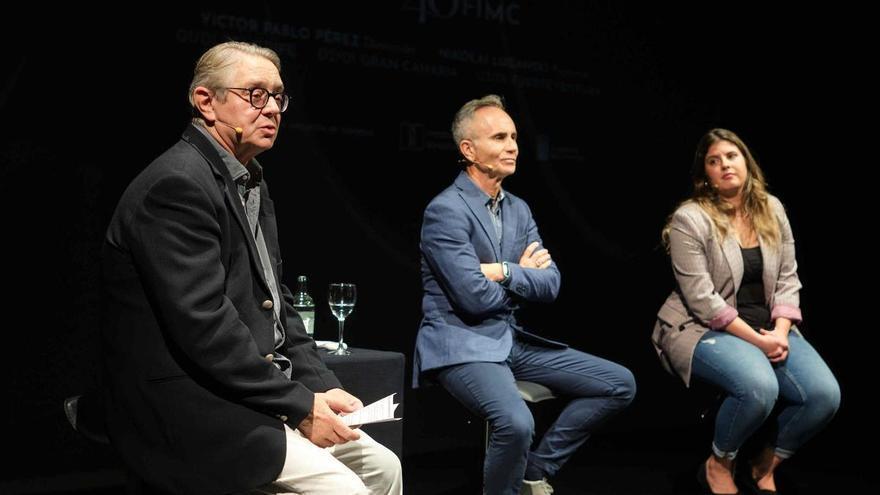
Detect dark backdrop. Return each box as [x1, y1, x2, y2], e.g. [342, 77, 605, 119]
[1, 2, 872, 489]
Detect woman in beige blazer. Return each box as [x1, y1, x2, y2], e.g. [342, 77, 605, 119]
[652, 129, 839, 494]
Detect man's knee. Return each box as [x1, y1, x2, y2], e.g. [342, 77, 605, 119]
[374, 446, 403, 489]
[379, 450, 403, 493]
[354, 438, 402, 494]
[492, 407, 535, 446]
[614, 366, 637, 407]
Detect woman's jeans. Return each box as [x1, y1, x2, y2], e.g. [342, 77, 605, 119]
[436, 339, 635, 495]
[691, 330, 840, 459]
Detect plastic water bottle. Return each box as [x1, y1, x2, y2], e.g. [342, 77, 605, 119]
[292, 275, 315, 337]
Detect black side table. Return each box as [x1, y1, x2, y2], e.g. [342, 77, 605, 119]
[322, 347, 405, 459]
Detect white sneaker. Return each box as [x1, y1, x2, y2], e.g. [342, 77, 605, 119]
[520, 478, 554, 495]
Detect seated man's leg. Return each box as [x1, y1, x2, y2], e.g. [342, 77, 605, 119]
[437, 361, 534, 495]
[330, 429, 403, 495]
[256, 424, 373, 495]
[510, 341, 636, 480]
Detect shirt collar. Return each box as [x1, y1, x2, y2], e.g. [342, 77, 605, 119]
[486, 188, 506, 213]
[194, 123, 263, 191]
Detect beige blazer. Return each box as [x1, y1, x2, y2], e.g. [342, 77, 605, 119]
[651, 194, 803, 385]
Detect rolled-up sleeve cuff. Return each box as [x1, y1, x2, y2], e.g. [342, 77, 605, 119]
[771, 305, 802, 324]
[709, 306, 738, 330]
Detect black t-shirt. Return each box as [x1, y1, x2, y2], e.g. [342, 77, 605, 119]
[737, 245, 772, 330]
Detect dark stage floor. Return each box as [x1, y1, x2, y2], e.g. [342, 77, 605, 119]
[2, 438, 871, 495]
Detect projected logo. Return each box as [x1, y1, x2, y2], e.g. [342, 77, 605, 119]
[403, 0, 521, 25]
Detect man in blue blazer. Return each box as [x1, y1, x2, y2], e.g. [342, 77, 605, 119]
[102, 42, 400, 495]
[414, 95, 636, 495]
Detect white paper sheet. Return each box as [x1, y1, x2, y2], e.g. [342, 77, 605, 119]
[341, 394, 401, 426]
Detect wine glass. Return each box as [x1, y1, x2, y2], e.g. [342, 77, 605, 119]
[328, 283, 356, 355]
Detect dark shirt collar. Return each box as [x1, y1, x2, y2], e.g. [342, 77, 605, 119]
[486, 188, 506, 213]
[194, 123, 263, 191]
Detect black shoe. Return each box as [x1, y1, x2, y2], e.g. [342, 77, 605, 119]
[737, 471, 777, 495]
[697, 461, 740, 495]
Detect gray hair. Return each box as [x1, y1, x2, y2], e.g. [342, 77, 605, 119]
[451, 94, 506, 145]
[189, 41, 282, 124]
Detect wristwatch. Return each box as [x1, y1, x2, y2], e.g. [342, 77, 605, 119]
[501, 261, 511, 284]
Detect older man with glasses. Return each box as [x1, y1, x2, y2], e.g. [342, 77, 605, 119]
[101, 41, 401, 495]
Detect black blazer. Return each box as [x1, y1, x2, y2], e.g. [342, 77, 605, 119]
[101, 124, 341, 494]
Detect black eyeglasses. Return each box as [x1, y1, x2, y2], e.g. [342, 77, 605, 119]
[224, 87, 289, 112]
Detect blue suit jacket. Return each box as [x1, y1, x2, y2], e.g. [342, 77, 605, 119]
[414, 171, 566, 386]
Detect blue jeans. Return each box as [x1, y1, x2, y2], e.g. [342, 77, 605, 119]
[436, 338, 636, 495]
[691, 330, 840, 460]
